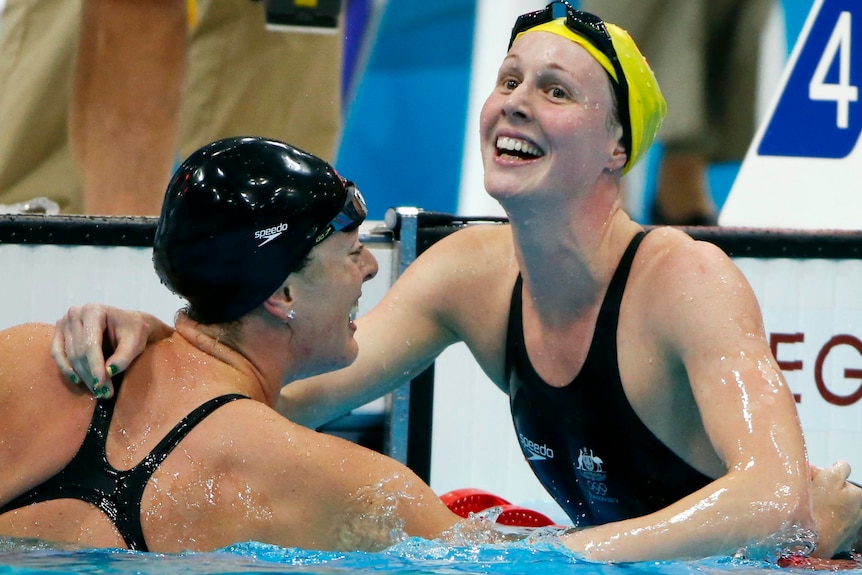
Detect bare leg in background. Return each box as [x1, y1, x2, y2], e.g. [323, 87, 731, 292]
[69, 0, 187, 215]
[654, 151, 716, 225]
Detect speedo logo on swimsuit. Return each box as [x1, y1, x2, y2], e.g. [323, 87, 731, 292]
[519, 433, 554, 461]
[254, 222, 290, 247]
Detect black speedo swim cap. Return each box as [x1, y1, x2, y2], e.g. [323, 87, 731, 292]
[153, 136, 367, 324]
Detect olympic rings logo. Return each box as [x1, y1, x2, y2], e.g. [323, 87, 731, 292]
[586, 481, 608, 496]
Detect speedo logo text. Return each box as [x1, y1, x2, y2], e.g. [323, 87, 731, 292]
[519, 433, 555, 461]
[255, 222, 289, 247]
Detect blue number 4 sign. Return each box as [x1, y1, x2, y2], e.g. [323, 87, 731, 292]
[759, 0, 861, 159]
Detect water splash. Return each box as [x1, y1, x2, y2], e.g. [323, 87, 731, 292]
[4, 534, 862, 575]
[733, 523, 818, 562]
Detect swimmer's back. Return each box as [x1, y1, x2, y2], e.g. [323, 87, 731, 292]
[0, 323, 456, 551]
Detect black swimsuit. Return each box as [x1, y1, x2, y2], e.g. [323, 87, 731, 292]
[506, 231, 712, 526]
[0, 372, 247, 551]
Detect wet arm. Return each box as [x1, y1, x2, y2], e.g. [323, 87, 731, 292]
[562, 242, 812, 561]
[277, 250, 461, 428]
[561, 365, 811, 560]
[277, 225, 510, 429]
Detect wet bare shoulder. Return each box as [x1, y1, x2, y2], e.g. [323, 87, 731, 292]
[202, 407, 453, 549]
[631, 227, 766, 345]
[413, 223, 517, 318]
[635, 227, 744, 291]
[416, 223, 515, 279]
[0, 323, 88, 406]
[0, 324, 95, 502]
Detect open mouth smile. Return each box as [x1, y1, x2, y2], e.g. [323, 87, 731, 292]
[496, 136, 544, 160]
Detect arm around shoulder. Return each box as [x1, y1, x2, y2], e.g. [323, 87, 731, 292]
[279, 225, 510, 428]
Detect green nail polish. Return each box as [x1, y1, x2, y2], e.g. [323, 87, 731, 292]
[70, 373, 80, 384]
[108, 364, 118, 377]
[95, 385, 111, 400]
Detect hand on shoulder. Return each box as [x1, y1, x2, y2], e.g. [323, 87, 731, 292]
[51, 304, 172, 399]
[810, 462, 862, 558]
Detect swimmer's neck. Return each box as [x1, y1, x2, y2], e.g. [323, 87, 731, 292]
[508, 200, 640, 318]
[174, 312, 286, 407]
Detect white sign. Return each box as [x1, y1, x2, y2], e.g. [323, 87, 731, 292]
[720, 0, 862, 230]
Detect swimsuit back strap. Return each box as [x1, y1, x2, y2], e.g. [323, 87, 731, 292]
[114, 393, 248, 550]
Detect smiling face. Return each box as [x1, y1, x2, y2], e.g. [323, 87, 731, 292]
[480, 31, 626, 204]
[283, 229, 378, 377]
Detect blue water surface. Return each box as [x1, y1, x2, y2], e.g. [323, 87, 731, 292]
[0, 538, 849, 575]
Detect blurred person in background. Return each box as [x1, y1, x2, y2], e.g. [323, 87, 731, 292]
[0, 0, 341, 214]
[580, 0, 774, 225]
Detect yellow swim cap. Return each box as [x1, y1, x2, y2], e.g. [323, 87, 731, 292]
[512, 10, 666, 174]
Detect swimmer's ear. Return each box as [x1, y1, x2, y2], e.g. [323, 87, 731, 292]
[608, 144, 629, 171]
[263, 285, 294, 321]
[607, 138, 627, 172]
[602, 116, 627, 172]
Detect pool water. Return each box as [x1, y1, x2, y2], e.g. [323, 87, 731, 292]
[1, 538, 858, 575]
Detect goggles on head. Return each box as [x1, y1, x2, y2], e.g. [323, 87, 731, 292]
[314, 180, 368, 245]
[508, 1, 632, 164]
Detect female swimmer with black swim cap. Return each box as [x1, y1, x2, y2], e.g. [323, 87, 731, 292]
[148, 137, 375, 378]
[153, 136, 370, 325]
[2, 137, 472, 552]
